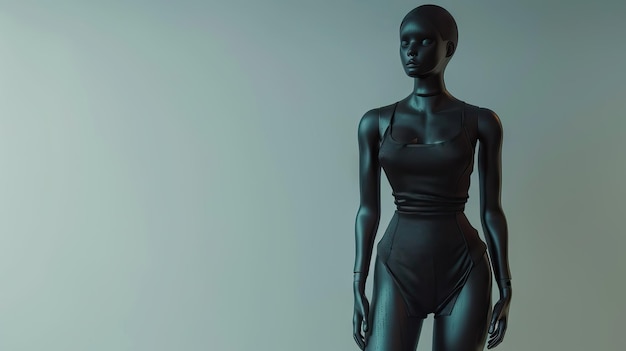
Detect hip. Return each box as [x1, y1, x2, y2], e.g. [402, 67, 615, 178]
[377, 211, 486, 262]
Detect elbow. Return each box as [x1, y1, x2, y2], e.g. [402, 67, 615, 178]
[355, 205, 381, 240]
[480, 207, 508, 243]
[356, 205, 380, 220]
[480, 206, 505, 225]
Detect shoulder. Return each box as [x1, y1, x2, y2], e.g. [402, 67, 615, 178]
[358, 103, 397, 138]
[358, 108, 378, 133]
[473, 106, 503, 140]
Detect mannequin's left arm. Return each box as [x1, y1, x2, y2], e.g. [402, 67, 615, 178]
[477, 108, 511, 289]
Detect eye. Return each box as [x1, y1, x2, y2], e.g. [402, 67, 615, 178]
[421, 38, 433, 46]
[401, 40, 409, 47]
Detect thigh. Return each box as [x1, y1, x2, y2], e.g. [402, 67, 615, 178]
[366, 258, 424, 351]
[433, 253, 492, 351]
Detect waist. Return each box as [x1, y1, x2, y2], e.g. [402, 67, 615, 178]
[393, 192, 467, 214]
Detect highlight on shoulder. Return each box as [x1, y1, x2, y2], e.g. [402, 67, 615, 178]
[476, 106, 503, 141]
[358, 103, 397, 141]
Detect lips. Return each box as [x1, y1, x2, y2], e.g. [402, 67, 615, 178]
[406, 60, 419, 67]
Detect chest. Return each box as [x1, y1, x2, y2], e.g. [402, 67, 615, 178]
[390, 111, 465, 145]
[379, 132, 473, 176]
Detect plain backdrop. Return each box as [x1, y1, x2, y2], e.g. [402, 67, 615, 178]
[1, 0, 625, 350]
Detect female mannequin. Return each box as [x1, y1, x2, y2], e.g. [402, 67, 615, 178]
[352, 5, 512, 351]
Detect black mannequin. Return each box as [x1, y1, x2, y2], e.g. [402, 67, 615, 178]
[353, 5, 511, 351]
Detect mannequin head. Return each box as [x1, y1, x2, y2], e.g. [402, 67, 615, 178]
[399, 5, 458, 78]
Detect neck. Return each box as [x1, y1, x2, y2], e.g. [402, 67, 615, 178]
[412, 73, 448, 97]
[406, 73, 453, 112]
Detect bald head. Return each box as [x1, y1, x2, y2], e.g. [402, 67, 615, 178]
[400, 5, 458, 49]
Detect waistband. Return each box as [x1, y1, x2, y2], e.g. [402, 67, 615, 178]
[393, 192, 467, 214]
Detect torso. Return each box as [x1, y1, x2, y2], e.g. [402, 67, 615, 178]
[377, 97, 479, 214]
[374, 97, 488, 318]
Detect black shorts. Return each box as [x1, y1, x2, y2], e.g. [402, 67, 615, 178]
[376, 211, 487, 318]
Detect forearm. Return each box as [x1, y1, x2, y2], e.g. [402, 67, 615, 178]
[353, 207, 380, 277]
[481, 208, 511, 290]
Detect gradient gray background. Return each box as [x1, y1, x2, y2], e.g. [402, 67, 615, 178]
[1, 0, 624, 350]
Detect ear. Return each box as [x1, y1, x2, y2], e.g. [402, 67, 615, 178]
[446, 41, 455, 57]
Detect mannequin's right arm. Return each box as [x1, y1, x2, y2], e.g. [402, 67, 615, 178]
[353, 109, 382, 278]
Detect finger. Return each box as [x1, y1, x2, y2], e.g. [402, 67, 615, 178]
[353, 334, 365, 350]
[353, 323, 365, 350]
[487, 319, 506, 349]
[353, 314, 366, 350]
[487, 332, 497, 348]
[493, 319, 507, 344]
[488, 332, 502, 349]
[487, 321, 500, 348]
[360, 315, 369, 345]
[358, 331, 366, 350]
[489, 311, 501, 331]
[487, 329, 500, 349]
[489, 303, 502, 334]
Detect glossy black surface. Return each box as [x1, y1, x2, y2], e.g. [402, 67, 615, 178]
[353, 5, 512, 350]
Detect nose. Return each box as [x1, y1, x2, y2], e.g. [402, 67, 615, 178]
[407, 44, 417, 57]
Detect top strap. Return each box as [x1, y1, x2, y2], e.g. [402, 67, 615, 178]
[378, 102, 399, 142]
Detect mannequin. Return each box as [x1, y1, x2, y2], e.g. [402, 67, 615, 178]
[353, 5, 512, 351]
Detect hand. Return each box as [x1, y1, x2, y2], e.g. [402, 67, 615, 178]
[487, 288, 512, 349]
[352, 279, 369, 350]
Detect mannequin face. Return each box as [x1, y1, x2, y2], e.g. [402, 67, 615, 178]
[399, 16, 451, 78]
